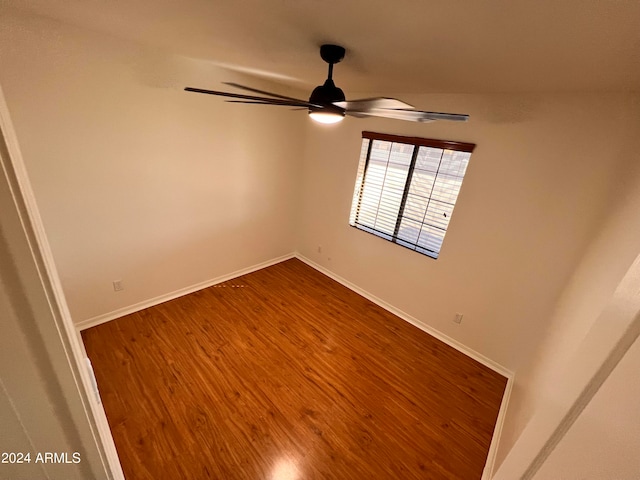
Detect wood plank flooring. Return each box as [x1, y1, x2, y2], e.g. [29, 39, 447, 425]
[82, 258, 506, 479]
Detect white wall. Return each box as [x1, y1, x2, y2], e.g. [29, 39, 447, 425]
[0, 8, 305, 323]
[297, 93, 639, 372]
[493, 248, 640, 479]
[533, 332, 640, 480]
[493, 123, 640, 471]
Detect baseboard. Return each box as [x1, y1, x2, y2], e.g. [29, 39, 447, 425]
[79, 250, 511, 378]
[295, 253, 512, 378]
[76, 252, 296, 331]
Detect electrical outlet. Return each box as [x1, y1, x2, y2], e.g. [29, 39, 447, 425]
[112, 280, 124, 292]
[317, 245, 322, 254]
[454, 313, 463, 324]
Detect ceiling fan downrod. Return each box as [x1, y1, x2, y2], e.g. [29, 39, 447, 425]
[309, 44, 347, 110]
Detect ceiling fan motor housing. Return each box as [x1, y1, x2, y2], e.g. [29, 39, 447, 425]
[309, 79, 345, 106]
[308, 80, 345, 117]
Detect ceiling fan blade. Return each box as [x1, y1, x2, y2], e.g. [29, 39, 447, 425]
[228, 102, 308, 111]
[412, 110, 469, 122]
[346, 108, 469, 123]
[224, 82, 310, 104]
[226, 100, 313, 108]
[184, 87, 314, 108]
[345, 109, 431, 122]
[333, 97, 415, 111]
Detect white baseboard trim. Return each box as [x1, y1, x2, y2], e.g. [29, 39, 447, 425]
[79, 250, 511, 379]
[295, 253, 512, 378]
[76, 252, 296, 331]
[295, 253, 513, 480]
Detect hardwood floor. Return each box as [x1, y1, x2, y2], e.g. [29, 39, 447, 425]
[82, 258, 506, 479]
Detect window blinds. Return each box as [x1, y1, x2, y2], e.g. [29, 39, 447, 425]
[349, 131, 475, 259]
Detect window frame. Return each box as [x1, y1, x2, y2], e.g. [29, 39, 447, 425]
[349, 131, 476, 259]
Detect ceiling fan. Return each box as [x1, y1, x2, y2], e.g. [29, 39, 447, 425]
[185, 44, 469, 125]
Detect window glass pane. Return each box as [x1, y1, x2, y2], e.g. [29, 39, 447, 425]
[349, 138, 370, 225]
[415, 147, 443, 172]
[430, 176, 463, 205]
[374, 143, 410, 235]
[397, 217, 422, 244]
[438, 150, 471, 177]
[402, 194, 429, 223]
[389, 143, 413, 166]
[370, 140, 391, 163]
[417, 224, 445, 255]
[408, 170, 436, 198]
[423, 199, 454, 231]
[356, 140, 389, 227]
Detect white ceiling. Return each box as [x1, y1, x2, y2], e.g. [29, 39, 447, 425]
[4, 0, 640, 94]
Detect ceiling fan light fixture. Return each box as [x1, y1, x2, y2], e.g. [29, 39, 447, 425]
[308, 110, 345, 124]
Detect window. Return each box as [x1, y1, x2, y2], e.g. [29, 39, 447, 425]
[349, 131, 475, 259]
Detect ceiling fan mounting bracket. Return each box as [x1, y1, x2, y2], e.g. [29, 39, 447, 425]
[320, 44, 345, 65]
